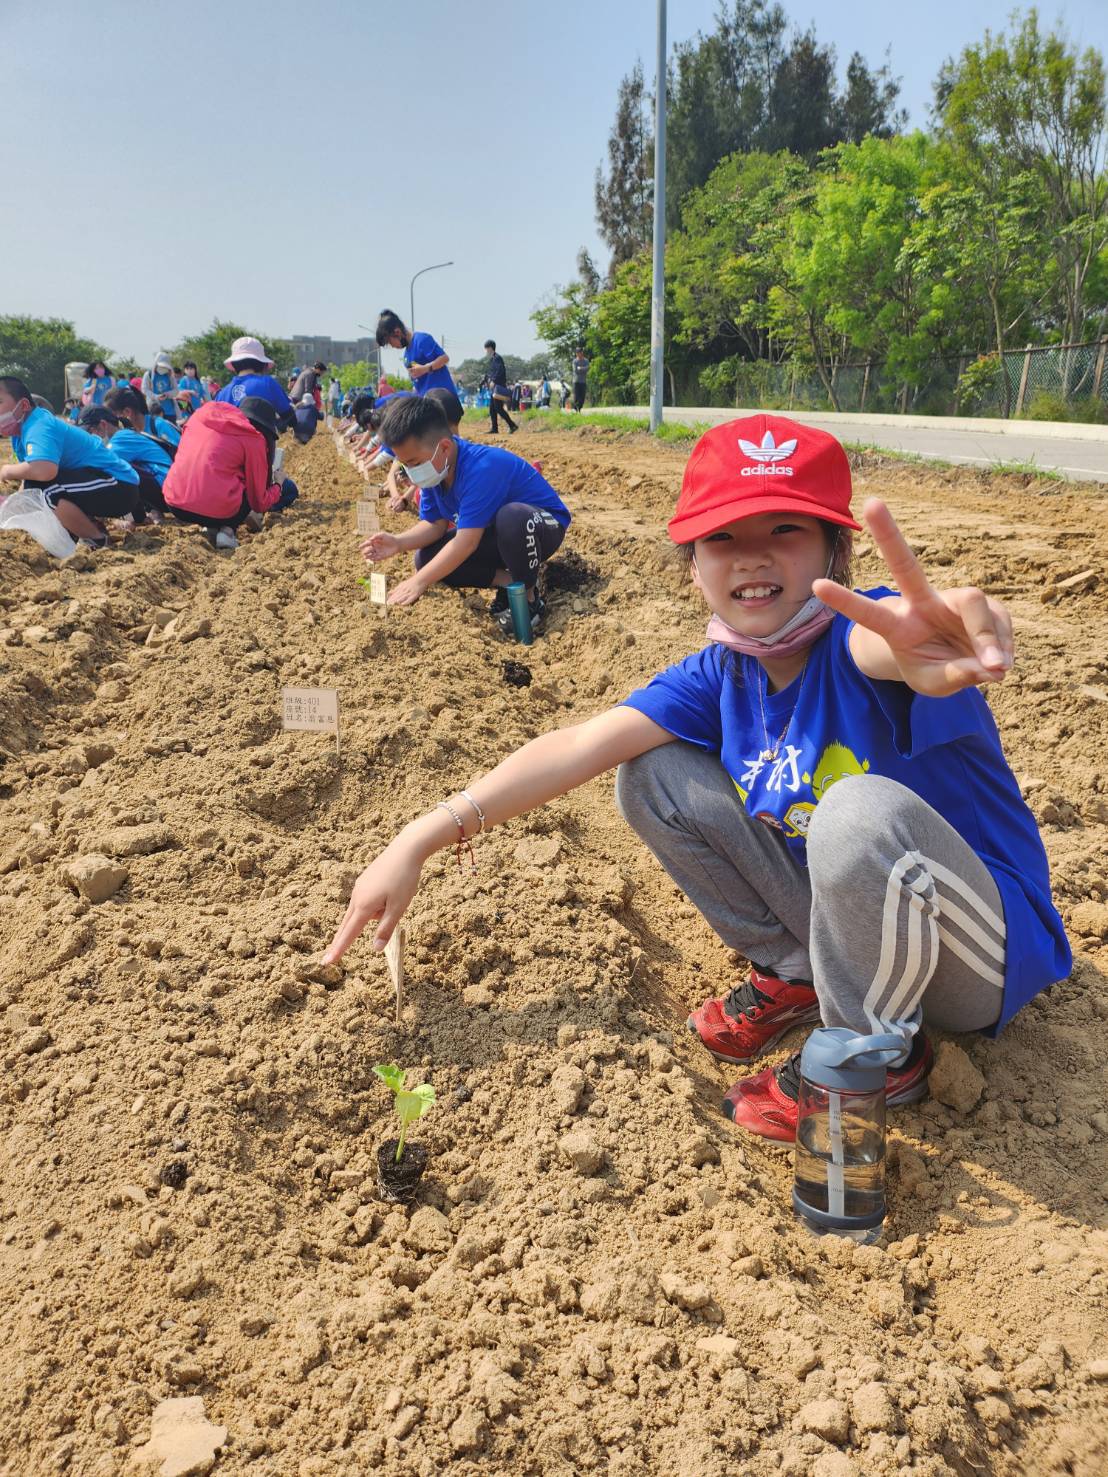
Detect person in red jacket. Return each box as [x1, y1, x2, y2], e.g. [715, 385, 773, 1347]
[162, 397, 295, 550]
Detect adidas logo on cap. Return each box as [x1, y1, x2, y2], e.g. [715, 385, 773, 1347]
[738, 430, 797, 477]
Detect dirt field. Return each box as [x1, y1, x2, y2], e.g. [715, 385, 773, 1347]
[1, 423, 1106, 1476]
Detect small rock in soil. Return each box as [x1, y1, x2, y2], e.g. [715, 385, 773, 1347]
[129, 1395, 226, 1477]
[929, 1042, 985, 1114]
[558, 1129, 606, 1176]
[63, 854, 128, 904]
[501, 660, 532, 688]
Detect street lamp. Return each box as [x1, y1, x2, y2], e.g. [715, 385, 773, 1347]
[410, 261, 454, 332]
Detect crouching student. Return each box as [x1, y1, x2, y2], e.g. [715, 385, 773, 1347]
[384, 387, 465, 514]
[361, 396, 569, 632]
[78, 405, 172, 523]
[104, 387, 181, 448]
[161, 398, 295, 551]
[215, 337, 296, 433]
[293, 395, 321, 444]
[326, 415, 1071, 1143]
[0, 376, 141, 548]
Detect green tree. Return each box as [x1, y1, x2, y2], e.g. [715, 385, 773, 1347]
[904, 154, 1052, 414]
[168, 319, 293, 381]
[530, 280, 597, 377]
[935, 9, 1108, 349]
[769, 133, 948, 409]
[668, 150, 808, 365]
[595, 61, 654, 278]
[663, 1, 904, 225]
[0, 315, 112, 405]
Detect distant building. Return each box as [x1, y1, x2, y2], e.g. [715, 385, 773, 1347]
[288, 335, 375, 367]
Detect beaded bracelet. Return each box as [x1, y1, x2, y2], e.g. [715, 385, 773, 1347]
[436, 800, 477, 873]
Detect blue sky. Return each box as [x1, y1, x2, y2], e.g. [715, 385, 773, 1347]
[7, 0, 1107, 375]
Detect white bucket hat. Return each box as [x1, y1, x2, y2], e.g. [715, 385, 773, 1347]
[154, 353, 172, 371]
[224, 336, 274, 371]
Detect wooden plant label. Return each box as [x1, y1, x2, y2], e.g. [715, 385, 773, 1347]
[356, 501, 380, 534]
[369, 573, 388, 607]
[281, 686, 341, 757]
[385, 927, 406, 1023]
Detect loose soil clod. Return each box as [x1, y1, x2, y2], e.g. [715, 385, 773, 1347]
[500, 659, 532, 688]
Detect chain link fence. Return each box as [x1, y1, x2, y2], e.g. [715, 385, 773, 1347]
[685, 339, 1108, 422]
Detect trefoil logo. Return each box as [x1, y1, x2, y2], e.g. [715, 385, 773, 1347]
[738, 429, 798, 477]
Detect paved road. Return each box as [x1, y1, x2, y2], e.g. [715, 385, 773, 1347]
[593, 406, 1108, 484]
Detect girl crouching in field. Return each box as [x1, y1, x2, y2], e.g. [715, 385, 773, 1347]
[324, 416, 1071, 1140]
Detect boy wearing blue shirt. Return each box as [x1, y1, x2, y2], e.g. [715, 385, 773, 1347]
[375, 310, 456, 397]
[214, 336, 295, 432]
[0, 376, 141, 546]
[360, 396, 569, 633]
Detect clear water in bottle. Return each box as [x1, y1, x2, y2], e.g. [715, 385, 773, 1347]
[793, 1086, 886, 1244]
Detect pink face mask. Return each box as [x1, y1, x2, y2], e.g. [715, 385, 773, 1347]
[0, 401, 29, 438]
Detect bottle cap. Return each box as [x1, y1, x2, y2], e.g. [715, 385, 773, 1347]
[799, 1027, 908, 1093]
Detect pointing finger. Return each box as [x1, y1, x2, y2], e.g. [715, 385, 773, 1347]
[862, 499, 933, 603]
[812, 579, 900, 639]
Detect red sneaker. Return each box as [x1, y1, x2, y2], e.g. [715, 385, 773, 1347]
[687, 966, 821, 1066]
[722, 1034, 935, 1143]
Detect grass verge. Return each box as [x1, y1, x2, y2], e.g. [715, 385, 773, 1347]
[518, 409, 710, 443]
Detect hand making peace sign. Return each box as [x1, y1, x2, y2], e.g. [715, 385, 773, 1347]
[813, 498, 1014, 697]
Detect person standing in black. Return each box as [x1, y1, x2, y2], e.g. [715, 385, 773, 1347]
[482, 339, 518, 435]
[571, 348, 590, 412]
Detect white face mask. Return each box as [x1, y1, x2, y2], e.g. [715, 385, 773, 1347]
[404, 442, 450, 489]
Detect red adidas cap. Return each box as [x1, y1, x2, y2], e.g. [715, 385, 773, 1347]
[668, 414, 861, 543]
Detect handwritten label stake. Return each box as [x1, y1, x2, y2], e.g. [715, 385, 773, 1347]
[369, 573, 388, 610]
[385, 927, 405, 1023]
[356, 501, 380, 534]
[281, 685, 341, 759]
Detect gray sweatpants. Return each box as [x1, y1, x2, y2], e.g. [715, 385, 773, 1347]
[615, 744, 1006, 1041]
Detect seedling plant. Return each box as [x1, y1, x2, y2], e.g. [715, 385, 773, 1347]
[373, 1063, 435, 1162]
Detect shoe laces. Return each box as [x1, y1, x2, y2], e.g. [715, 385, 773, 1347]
[722, 974, 774, 1023]
[774, 1051, 803, 1101]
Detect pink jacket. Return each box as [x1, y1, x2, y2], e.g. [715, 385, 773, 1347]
[162, 402, 281, 518]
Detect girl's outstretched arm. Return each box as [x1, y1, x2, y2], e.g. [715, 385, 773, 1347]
[322, 706, 673, 963]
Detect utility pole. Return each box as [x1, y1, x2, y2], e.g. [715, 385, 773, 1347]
[649, 0, 667, 433]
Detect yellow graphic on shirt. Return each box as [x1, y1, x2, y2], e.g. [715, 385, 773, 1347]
[733, 740, 870, 837]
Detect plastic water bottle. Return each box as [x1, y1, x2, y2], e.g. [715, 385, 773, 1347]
[505, 581, 534, 646]
[792, 1028, 907, 1245]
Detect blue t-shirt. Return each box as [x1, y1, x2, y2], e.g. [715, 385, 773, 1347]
[83, 376, 113, 407]
[405, 331, 456, 396]
[622, 590, 1070, 1034]
[146, 370, 178, 421]
[215, 374, 294, 416]
[419, 439, 571, 532]
[144, 415, 181, 447]
[177, 374, 207, 411]
[13, 406, 139, 485]
[109, 428, 173, 486]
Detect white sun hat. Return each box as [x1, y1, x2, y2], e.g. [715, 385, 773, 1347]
[224, 336, 274, 371]
[154, 353, 172, 371]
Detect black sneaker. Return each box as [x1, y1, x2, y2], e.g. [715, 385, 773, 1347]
[489, 589, 510, 620]
[528, 593, 547, 629]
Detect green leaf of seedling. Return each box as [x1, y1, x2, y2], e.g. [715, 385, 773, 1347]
[372, 1063, 405, 1094]
[394, 1086, 435, 1128]
[357, 576, 372, 587]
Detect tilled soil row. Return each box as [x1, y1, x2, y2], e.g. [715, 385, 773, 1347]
[0, 428, 1105, 1476]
